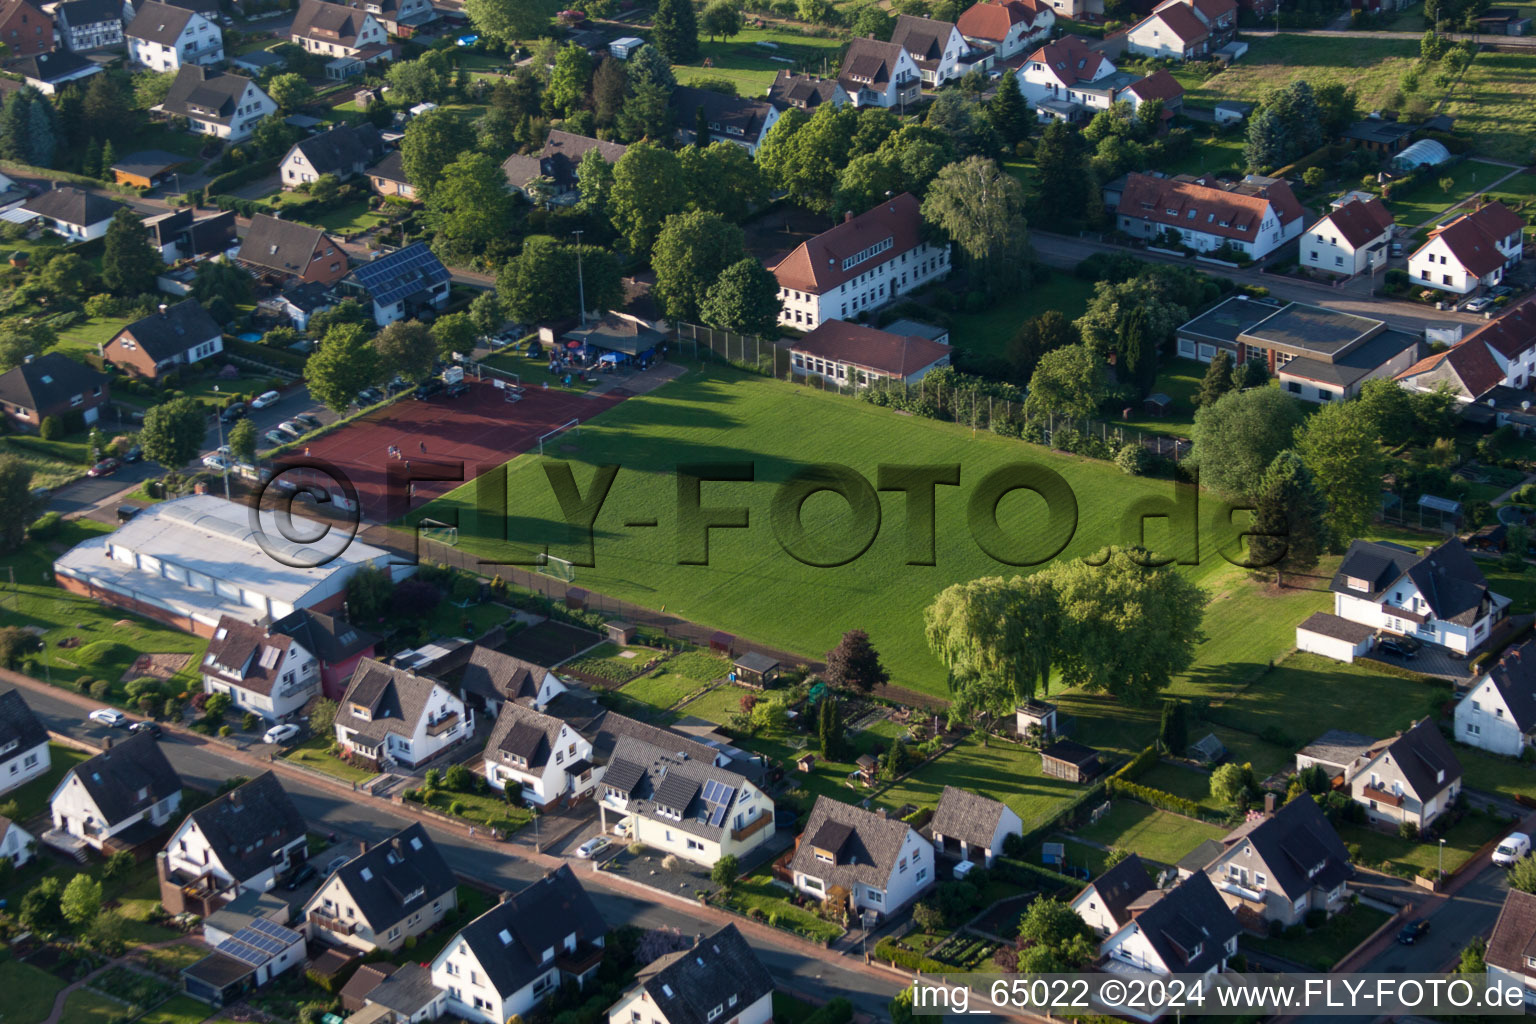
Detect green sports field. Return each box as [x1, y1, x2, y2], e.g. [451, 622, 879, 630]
[416, 365, 1292, 698]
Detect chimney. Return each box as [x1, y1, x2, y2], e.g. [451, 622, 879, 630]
[1264, 792, 1276, 817]
[844, 211, 853, 223]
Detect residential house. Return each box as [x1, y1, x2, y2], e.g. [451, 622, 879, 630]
[1396, 299, 1536, 411]
[14, 49, 98, 92]
[262, 280, 332, 332]
[1120, 69, 1186, 122]
[49, 731, 183, 852]
[0, 688, 49, 795]
[365, 149, 415, 201]
[333, 657, 472, 770]
[502, 129, 627, 201]
[1177, 0, 1238, 42]
[1456, 638, 1536, 756]
[1485, 888, 1536, 1007]
[1203, 796, 1353, 929]
[103, 299, 223, 379]
[51, 0, 119, 50]
[270, 607, 379, 700]
[142, 207, 237, 262]
[482, 702, 597, 807]
[1016, 35, 1120, 120]
[22, 185, 122, 240]
[606, 924, 774, 1024]
[53, 494, 401, 638]
[1114, 172, 1306, 260]
[1099, 873, 1241, 978]
[338, 242, 450, 325]
[0, 0, 51, 55]
[768, 192, 950, 330]
[354, 0, 434, 35]
[766, 69, 847, 112]
[890, 14, 984, 85]
[1128, 3, 1213, 60]
[181, 895, 306, 1004]
[1295, 729, 1377, 784]
[956, 0, 1054, 61]
[836, 36, 921, 109]
[290, 0, 388, 62]
[1046, 0, 1104, 17]
[304, 823, 458, 953]
[200, 615, 321, 722]
[1301, 194, 1396, 278]
[455, 644, 566, 720]
[788, 320, 951, 386]
[0, 351, 109, 431]
[1328, 537, 1509, 654]
[1409, 201, 1526, 295]
[127, 0, 220, 68]
[668, 85, 780, 154]
[236, 213, 348, 287]
[353, 963, 447, 1020]
[157, 772, 307, 916]
[431, 866, 606, 1023]
[1340, 117, 1416, 155]
[598, 734, 775, 867]
[1071, 854, 1154, 936]
[0, 815, 34, 867]
[929, 785, 1023, 866]
[789, 795, 933, 918]
[161, 65, 275, 141]
[280, 123, 386, 188]
[1348, 718, 1463, 829]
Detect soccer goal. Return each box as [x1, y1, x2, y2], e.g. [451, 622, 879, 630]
[536, 554, 575, 582]
[418, 518, 459, 546]
[537, 419, 580, 456]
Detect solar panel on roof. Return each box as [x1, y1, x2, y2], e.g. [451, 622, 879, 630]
[352, 243, 449, 307]
[215, 936, 269, 967]
[249, 917, 302, 944]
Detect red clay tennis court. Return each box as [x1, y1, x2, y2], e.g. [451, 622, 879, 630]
[281, 380, 623, 523]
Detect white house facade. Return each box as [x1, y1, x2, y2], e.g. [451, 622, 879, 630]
[0, 689, 50, 796]
[1330, 538, 1509, 655]
[127, 3, 222, 70]
[200, 616, 322, 722]
[836, 37, 922, 109]
[1300, 195, 1395, 278]
[1455, 639, 1536, 756]
[789, 796, 933, 917]
[956, 0, 1054, 60]
[49, 733, 182, 851]
[482, 703, 598, 807]
[334, 658, 471, 769]
[1409, 201, 1526, 296]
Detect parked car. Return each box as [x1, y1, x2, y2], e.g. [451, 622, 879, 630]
[115, 505, 140, 522]
[575, 836, 611, 859]
[284, 863, 318, 890]
[129, 721, 162, 737]
[88, 708, 127, 727]
[385, 377, 411, 396]
[1494, 832, 1532, 866]
[122, 445, 143, 463]
[445, 381, 470, 398]
[414, 379, 445, 400]
[1376, 635, 1419, 659]
[325, 854, 350, 874]
[356, 387, 384, 406]
[263, 430, 287, 446]
[1390, 242, 1405, 258]
[263, 723, 301, 745]
[202, 454, 230, 471]
[1465, 295, 1497, 313]
[276, 421, 305, 439]
[1397, 919, 1430, 945]
[87, 457, 120, 477]
[252, 390, 281, 409]
[220, 402, 248, 424]
[612, 819, 632, 838]
[294, 413, 322, 430]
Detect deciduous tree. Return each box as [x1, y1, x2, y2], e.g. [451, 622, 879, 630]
[701, 0, 743, 40]
[609, 142, 686, 254]
[545, 44, 594, 117]
[267, 72, 314, 112]
[425, 150, 514, 254]
[0, 455, 32, 552]
[681, 141, 764, 220]
[1294, 398, 1384, 544]
[464, 0, 558, 44]
[920, 156, 1027, 295]
[139, 396, 207, 469]
[374, 320, 437, 383]
[305, 322, 380, 413]
[824, 629, 889, 694]
[1024, 344, 1105, 423]
[1189, 386, 1306, 500]
[401, 109, 476, 200]
[227, 418, 257, 465]
[652, 210, 745, 323]
[61, 875, 102, 927]
[1007, 310, 1078, 383]
[698, 257, 781, 335]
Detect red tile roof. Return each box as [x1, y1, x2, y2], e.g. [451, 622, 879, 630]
[1315, 196, 1394, 249]
[1185, 0, 1237, 22]
[1116, 173, 1305, 242]
[1124, 69, 1184, 103]
[768, 193, 925, 295]
[790, 320, 950, 378]
[957, 0, 1046, 40]
[1395, 301, 1536, 399]
[1137, 2, 1209, 45]
[1024, 34, 1109, 86]
[1415, 201, 1525, 277]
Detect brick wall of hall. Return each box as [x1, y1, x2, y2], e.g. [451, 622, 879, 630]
[53, 573, 214, 637]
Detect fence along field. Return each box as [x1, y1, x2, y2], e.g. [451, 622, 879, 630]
[412, 364, 1274, 698]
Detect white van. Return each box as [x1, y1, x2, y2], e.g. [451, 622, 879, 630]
[1494, 832, 1531, 867]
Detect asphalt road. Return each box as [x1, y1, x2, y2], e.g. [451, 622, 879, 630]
[16, 683, 904, 1018]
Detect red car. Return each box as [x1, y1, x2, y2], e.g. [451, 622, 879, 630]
[87, 457, 121, 477]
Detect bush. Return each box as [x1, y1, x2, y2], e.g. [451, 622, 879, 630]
[74, 640, 125, 667]
[1115, 443, 1151, 476]
[1398, 820, 1419, 841]
[241, 712, 258, 731]
[874, 937, 946, 973]
[28, 511, 62, 540]
[661, 854, 681, 871]
[1304, 907, 1327, 929]
[39, 415, 62, 440]
[219, 724, 233, 737]
[89, 679, 112, 699]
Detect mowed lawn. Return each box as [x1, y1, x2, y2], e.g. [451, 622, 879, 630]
[419, 365, 1287, 697]
[673, 28, 847, 93]
[950, 270, 1097, 364]
[1158, 133, 1247, 178]
[1114, 357, 1207, 436]
[1386, 159, 1513, 228]
[1181, 35, 1421, 112]
[1070, 801, 1227, 866]
[1444, 50, 1536, 162]
[0, 959, 65, 1024]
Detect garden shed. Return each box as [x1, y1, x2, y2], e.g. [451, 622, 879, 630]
[1040, 740, 1101, 782]
[1015, 699, 1058, 740]
[710, 631, 734, 655]
[605, 620, 636, 645]
[733, 651, 781, 688]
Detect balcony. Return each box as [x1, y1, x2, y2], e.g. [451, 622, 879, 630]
[1217, 879, 1266, 905]
[732, 811, 773, 843]
[555, 940, 605, 977]
[426, 712, 460, 737]
[1362, 785, 1403, 808]
[309, 910, 357, 936]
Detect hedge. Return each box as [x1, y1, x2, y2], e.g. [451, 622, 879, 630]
[988, 855, 1077, 896]
[28, 511, 61, 540]
[1115, 745, 1158, 782]
[902, 806, 934, 830]
[801, 998, 853, 1024]
[224, 336, 308, 373]
[1106, 777, 1203, 818]
[874, 938, 946, 973]
[206, 157, 281, 196]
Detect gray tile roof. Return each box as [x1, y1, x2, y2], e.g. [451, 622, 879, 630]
[485, 701, 565, 771]
[456, 645, 549, 705]
[127, 1, 197, 44]
[635, 924, 773, 1024]
[1479, 638, 1536, 733]
[291, 123, 385, 178]
[1123, 873, 1239, 974]
[116, 299, 221, 364]
[502, 130, 627, 192]
[446, 865, 604, 999]
[292, 0, 370, 46]
[591, 711, 722, 766]
[179, 771, 305, 884]
[1217, 796, 1352, 903]
[603, 734, 759, 842]
[336, 657, 444, 743]
[22, 186, 122, 228]
[1297, 728, 1377, 770]
[768, 70, 842, 111]
[270, 608, 376, 666]
[668, 86, 774, 143]
[367, 962, 441, 1015]
[0, 688, 47, 755]
[1372, 718, 1463, 802]
[68, 732, 182, 827]
[1333, 538, 1496, 627]
[162, 66, 258, 127]
[0, 352, 106, 416]
[1075, 853, 1152, 929]
[322, 823, 455, 933]
[789, 795, 915, 891]
[238, 213, 336, 276]
[930, 785, 1009, 849]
